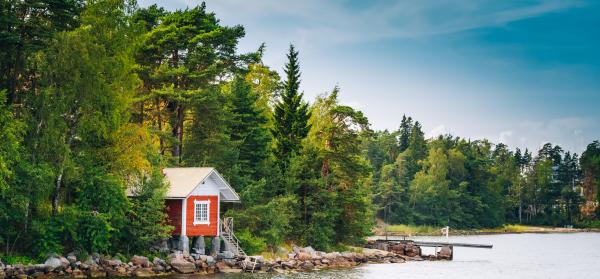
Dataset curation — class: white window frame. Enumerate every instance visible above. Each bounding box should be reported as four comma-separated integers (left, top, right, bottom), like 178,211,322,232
193,200,210,225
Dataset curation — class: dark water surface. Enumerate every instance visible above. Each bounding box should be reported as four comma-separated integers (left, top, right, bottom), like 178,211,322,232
167,233,600,279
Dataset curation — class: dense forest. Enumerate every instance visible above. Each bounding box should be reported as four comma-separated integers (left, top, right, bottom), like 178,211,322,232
1,0,599,261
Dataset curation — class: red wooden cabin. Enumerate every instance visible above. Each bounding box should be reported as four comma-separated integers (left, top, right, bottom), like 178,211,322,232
162,167,240,237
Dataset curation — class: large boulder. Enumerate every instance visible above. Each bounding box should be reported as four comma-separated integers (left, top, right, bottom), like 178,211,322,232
131,255,150,267
168,258,195,274
44,255,70,271
102,258,122,267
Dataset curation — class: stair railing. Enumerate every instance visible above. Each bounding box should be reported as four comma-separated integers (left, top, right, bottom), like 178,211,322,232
220,217,246,256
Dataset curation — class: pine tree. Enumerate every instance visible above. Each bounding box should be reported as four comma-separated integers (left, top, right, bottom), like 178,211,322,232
272,45,311,169
229,76,271,191
135,5,246,165
398,115,413,152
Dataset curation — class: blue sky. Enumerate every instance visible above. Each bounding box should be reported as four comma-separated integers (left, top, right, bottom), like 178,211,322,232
139,0,600,154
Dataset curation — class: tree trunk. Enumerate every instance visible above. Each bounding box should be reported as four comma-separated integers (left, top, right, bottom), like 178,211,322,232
52,168,64,216
156,98,164,155
177,105,184,165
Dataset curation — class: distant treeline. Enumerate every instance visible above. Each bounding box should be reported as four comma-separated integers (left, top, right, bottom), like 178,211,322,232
0,0,598,261
368,116,600,228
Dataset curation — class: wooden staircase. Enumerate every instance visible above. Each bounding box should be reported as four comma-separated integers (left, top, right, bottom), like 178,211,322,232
220,217,246,257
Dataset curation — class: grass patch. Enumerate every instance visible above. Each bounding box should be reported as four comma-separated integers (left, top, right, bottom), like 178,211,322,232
383,224,440,235
0,255,37,265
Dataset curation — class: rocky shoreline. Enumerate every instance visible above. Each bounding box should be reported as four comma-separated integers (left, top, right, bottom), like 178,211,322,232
0,243,442,278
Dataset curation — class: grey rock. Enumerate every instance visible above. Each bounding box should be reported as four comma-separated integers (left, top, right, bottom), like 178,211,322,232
90,253,101,264
219,251,235,259
66,255,77,264
201,256,215,265
190,253,201,260
44,255,69,271
276,246,289,255
84,256,98,267
303,246,316,254
152,257,167,267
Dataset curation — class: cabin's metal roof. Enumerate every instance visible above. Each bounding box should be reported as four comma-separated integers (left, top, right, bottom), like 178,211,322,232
163,167,240,202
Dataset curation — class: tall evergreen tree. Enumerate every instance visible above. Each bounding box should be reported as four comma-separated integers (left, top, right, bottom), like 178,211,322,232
228,76,271,191
398,115,413,152
272,45,311,169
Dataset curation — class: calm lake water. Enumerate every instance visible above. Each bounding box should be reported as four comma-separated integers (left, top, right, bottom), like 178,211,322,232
171,233,600,279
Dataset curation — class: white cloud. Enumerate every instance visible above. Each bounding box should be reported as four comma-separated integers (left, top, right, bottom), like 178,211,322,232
141,0,583,43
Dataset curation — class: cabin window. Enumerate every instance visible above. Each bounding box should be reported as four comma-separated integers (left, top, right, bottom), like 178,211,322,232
193,200,210,225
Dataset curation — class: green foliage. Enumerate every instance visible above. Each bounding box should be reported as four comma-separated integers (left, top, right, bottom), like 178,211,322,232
236,229,267,255
122,166,172,254
272,45,311,169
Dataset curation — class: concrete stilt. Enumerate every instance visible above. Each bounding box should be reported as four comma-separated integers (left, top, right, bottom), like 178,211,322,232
192,236,205,255
211,236,221,256
179,235,190,254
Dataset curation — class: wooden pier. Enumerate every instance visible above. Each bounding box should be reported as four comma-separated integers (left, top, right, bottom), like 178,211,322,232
366,238,492,260
411,240,492,249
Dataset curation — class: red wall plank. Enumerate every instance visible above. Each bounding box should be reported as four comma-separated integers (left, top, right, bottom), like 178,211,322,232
186,195,219,236
165,199,182,235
